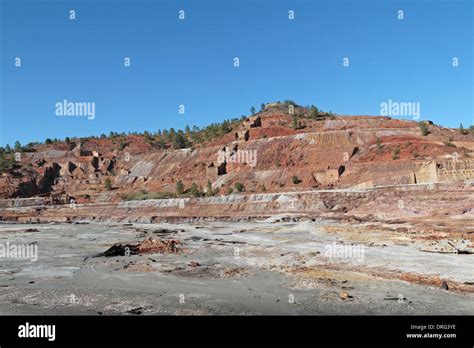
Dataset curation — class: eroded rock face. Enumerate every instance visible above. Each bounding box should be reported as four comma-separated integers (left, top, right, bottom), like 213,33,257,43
1,109,473,201
2,181,472,225
35,162,61,193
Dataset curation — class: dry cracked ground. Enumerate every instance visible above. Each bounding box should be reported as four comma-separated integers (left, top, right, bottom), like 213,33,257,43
0,218,473,315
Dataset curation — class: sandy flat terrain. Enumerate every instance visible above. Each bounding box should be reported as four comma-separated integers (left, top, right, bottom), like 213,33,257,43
0,220,473,315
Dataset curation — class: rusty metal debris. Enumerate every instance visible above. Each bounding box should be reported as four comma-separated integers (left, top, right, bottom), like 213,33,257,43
137,238,180,254
91,238,180,258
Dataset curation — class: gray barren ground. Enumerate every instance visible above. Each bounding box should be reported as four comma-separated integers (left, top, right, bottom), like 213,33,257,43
0,221,472,315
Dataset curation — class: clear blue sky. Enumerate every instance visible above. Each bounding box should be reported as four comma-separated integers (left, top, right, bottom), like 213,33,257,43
1,0,472,147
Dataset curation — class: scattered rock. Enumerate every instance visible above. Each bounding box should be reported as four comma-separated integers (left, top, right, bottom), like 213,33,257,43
222,267,248,278
126,307,143,315
384,296,407,301
100,243,139,257
188,261,201,267
152,228,178,235
339,291,352,300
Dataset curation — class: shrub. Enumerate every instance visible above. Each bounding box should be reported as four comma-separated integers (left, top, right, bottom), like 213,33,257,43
419,122,429,136
444,136,457,147
226,187,233,195
292,175,302,184
132,189,149,200
190,182,202,197
308,106,319,119
234,182,244,192
104,177,112,190
391,147,400,160
125,190,176,201
176,180,185,195
118,139,127,150
206,180,214,197
0,153,14,173
376,138,383,152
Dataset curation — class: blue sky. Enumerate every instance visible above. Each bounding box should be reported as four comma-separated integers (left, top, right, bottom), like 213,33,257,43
1,0,472,147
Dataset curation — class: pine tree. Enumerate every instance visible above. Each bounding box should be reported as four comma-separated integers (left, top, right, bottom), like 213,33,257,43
190,182,201,197
172,132,189,149
309,106,319,119
14,141,22,151
291,114,298,129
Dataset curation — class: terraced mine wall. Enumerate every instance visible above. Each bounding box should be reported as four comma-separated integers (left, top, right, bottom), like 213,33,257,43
1,182,472,224
0,197,49,209
342,159,473,188
436,159,474,182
